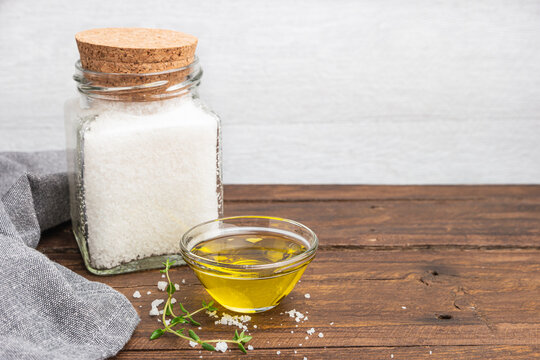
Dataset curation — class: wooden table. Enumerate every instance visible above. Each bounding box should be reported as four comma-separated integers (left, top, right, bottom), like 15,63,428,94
38,185,540,359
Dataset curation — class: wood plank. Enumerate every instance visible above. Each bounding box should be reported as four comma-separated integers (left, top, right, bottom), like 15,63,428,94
39,242,540,349
224,185,540,201
113,346,540,359
38,194,540,251
224,198,540,247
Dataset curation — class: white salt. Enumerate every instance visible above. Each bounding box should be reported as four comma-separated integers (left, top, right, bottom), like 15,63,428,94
215,342,228,352
71,96,219,269
174,283,180,291
189,341,198,347
157,281,168,291
318,332,324,338
132,291,141,298
247,345,254,351
304,293,310,299
277,351,281,355
149,299,164,316
307,328,315,335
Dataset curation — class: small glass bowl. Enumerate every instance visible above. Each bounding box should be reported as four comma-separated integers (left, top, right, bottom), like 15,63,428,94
180,216,318,313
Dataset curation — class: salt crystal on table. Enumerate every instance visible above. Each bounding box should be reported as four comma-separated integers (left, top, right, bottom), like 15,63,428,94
401,306,407,309
318,332,324,338
147,291,151,295
215,342,228,352
189,341,198,347
182,279,186,284
304,293,310,299
247,345,254,351
307,328,315,335
175,284,180,290
157,281,168,291
132,291,141,298
277,351,281,355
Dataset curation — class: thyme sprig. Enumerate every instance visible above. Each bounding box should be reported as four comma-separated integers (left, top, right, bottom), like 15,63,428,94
149,259,252,353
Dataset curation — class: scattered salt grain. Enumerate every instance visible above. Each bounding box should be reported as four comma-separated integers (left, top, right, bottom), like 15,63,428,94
304,293,310,299
198,327,202,330
299,343,302,347
139,305,142,308
318,332,324,338
132,291,141,298
182,279,186,284
189,341,198,348
147,291,152,295
304,357,308,360
294,350,297,354
171,298,177,304
149,299,164,316
277,351,281,355
247,345,254,351
330,322,334,325
165,319,170,326
215,313,251,331
157,281,168,291
429,350,432,355
391,354,394,359
305,336,309,340
291,331,294,333
253,325,257,329
215,342,228,353
175,283,180,291
286,309,305,323
401,306,407,309
161,274,165,278
307,328,315,335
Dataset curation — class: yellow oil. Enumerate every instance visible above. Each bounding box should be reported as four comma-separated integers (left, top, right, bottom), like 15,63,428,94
191,233,309,313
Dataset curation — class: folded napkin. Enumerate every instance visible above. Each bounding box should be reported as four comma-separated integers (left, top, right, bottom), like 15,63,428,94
0,151,140,360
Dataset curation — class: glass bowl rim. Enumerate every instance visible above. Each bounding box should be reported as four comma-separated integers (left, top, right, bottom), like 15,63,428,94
179,215,319,271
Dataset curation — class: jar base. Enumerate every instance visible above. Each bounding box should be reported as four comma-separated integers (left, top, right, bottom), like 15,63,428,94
73,229,185,275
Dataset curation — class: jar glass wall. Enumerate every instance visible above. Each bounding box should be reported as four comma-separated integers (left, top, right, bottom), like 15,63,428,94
65,57,223,275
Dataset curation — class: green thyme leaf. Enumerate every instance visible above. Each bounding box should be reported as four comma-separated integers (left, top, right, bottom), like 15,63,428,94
202,342,216,351
179,303,188,314
166,283,176,295
188,329,200,342
237,342,247,354
241,335,252,343
170,316,186,325
150,328,164,340
187,316,201,326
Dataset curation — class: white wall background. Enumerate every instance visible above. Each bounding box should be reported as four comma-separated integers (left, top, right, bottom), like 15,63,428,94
1,0,539,184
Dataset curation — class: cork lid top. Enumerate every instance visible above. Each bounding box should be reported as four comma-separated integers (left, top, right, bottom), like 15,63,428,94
75,28,198,74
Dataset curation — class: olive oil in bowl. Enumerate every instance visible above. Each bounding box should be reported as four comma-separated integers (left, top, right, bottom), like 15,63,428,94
181,216,318,313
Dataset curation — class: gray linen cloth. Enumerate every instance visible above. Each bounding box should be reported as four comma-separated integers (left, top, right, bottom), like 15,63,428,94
0,151,140,359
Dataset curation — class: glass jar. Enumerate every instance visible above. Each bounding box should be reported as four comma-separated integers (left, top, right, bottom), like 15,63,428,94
64,30,222,275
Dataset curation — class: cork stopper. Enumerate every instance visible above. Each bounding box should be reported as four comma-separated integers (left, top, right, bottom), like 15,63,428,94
75,28,198,74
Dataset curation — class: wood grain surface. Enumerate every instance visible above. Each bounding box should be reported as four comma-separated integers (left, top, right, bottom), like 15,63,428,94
37,185,540,359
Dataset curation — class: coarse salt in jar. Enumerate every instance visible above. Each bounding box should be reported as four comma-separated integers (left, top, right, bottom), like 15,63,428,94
64,28,222,275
